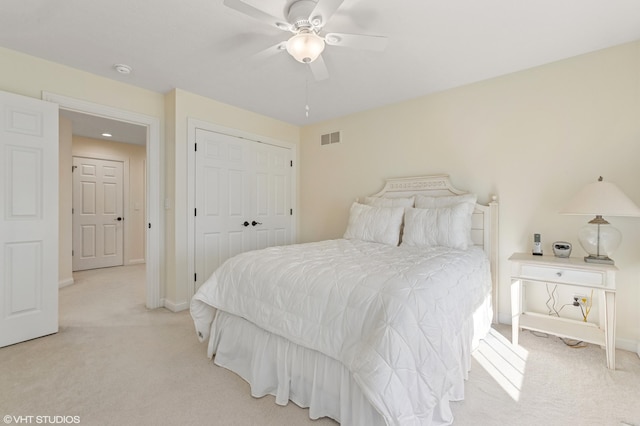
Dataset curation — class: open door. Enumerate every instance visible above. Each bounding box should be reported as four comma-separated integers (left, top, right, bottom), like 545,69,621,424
0,90,59,347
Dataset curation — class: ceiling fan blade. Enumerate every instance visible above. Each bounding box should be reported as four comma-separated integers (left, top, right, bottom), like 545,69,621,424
309,55,329,81
309,0,344,28
223,0,291,31
324,32,388,51
251,41,288,62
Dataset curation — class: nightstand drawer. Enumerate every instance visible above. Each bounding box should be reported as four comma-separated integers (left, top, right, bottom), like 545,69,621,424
520,264,604,287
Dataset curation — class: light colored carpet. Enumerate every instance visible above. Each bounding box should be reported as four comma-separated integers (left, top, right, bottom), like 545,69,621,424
0,264,638,425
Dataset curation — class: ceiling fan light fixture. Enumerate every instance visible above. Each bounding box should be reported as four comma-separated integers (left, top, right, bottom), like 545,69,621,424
286,31,325,63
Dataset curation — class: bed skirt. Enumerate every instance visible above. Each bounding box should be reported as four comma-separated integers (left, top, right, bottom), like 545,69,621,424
206,293,493,425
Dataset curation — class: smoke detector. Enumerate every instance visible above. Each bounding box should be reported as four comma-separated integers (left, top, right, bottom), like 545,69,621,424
113,64,132,75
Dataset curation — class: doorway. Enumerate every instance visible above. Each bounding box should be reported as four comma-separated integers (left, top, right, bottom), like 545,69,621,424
45,92,162,309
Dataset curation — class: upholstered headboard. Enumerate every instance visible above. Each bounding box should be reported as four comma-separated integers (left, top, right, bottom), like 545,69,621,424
370,174,499,323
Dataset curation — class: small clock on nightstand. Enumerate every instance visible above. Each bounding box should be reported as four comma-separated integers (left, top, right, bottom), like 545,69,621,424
552,241,572,258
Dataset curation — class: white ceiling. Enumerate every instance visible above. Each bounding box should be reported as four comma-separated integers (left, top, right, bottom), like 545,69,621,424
2,0,640,128
60,110,147,145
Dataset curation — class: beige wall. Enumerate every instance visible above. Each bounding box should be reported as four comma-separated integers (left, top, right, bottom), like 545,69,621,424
300,41,640,348
71,136,147,265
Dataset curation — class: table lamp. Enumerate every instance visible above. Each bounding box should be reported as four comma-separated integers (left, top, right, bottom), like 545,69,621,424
560,176,640,264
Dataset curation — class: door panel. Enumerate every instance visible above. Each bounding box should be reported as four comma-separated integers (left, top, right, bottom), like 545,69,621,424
254,141,292,248
72,157,124,271
194,129,293,289
195,130,252,285
0,90,59,348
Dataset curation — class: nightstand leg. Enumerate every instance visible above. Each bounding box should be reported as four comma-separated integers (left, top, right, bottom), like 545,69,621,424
511,278,521,346
603,290,616,370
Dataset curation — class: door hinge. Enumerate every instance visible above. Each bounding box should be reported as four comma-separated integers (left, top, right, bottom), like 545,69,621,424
194,273,197,282
290,208,293,215
71,207,74,214
290,160,293,167
195,142,197,152
72,250,74,256
194,208,197,216
148,223,151,229
72,165,77,172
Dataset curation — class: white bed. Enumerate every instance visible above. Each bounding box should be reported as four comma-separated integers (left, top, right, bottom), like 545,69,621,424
191,175,499,426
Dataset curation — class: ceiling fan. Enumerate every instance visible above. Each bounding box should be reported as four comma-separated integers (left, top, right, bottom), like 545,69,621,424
223,0,389,81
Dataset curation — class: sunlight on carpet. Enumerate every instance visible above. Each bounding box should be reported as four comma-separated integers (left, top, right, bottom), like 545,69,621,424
473,328,529,401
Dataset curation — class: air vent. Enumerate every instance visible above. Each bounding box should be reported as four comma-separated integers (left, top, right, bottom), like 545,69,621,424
320,131,341,146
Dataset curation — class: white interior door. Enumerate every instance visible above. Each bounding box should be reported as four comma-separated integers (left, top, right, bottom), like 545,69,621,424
194,129,293,289
72,157,124,271
0,90,59,348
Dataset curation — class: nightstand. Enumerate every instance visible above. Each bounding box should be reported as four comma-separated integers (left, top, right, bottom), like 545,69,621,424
509,252,617,369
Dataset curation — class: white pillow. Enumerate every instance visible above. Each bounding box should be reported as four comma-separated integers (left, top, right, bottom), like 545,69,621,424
401,204,474,250
343,202,404,246
414,193,477,245
414,193,477,209
362,196,414,208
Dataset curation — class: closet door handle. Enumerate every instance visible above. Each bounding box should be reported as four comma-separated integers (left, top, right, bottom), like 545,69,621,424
242,221,250,227
251,221,262,226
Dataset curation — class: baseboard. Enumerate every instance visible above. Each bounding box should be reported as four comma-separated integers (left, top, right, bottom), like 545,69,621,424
498,312,512,325
616,337,638,353
59,278,74,288
128,259,146,265
163,298,189,312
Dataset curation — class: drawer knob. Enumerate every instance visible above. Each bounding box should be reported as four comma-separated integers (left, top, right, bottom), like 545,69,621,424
556,271,563,277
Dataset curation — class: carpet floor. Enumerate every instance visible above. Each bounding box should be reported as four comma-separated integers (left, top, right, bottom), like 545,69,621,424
1,264,639,425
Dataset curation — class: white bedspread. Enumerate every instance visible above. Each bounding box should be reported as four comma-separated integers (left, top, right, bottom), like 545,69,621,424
191,239,491,426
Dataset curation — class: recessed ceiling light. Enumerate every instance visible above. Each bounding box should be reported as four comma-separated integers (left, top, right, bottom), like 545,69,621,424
101,133,112,137
113,64,132,75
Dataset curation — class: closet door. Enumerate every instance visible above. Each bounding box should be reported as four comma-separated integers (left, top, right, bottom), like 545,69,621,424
253,140,293,249
194,129,293,289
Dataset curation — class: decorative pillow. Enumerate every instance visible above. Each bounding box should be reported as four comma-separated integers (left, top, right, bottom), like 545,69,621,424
414,193,477,209
362,196,415,208
343,202,404,246
401,204,475,250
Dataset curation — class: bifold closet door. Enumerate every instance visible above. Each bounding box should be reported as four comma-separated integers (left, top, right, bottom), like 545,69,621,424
194,129,293,289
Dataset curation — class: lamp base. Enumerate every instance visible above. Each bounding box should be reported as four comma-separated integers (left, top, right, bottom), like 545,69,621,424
584,255,615,265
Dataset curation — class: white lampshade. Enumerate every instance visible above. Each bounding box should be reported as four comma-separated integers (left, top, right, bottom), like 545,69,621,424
286,31,325,63
560,178,640,217
560,176,640,264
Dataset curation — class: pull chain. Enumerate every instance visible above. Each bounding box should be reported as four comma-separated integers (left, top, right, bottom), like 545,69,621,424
305,78,310,118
